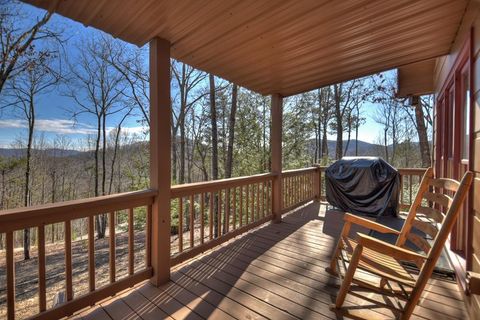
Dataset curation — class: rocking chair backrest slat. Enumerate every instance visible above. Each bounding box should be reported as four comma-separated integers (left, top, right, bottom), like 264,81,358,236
411,219,438,238
396,168,472,260
428,177,460,193
396,168,434,249
416,205,445,223
403,170,473,319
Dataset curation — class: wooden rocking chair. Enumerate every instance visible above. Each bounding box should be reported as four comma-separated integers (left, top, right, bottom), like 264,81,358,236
327,168,474,319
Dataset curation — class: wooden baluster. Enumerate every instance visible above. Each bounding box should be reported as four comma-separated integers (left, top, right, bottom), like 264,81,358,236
128,208,134,276
284,177,287,208
256,183,260,220
239,185,244,227
209,192,214,240
146,204,152,267
245,184,249,225
319,170,323,200
304,174,307,200
200,193,205,244
179,197,183,252
109,211,116,283
88,215,95,292
301,174,304,202
312,172,315,198
400,174,404,206
250,184,255,222
38,225,46,312
65,220,73,301
6,231,14,320
262,181,266,218
189,194,194,248
285,177,293,208
269,181,273,214
299,175,302,202
284,177,288,208
409,175,413,205
225,189,230,233
294,176,298,205
232,187,237,230
303,174,306,200
294,176,297,205
217,191,222,236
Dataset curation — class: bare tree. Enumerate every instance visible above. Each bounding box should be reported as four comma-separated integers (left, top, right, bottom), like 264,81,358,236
171,61,207,184
66,37,127,238
404,96,432,167
4,49,61,259
0,1,57,94
332,80,360,159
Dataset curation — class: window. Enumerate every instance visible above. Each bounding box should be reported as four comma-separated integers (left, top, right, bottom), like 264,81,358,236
461,71,470,160
447,87,455,158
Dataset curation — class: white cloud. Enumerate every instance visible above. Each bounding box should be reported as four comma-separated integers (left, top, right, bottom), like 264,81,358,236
0,119,146,137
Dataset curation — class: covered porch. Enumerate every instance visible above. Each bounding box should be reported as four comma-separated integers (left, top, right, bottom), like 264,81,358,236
1,0,472,319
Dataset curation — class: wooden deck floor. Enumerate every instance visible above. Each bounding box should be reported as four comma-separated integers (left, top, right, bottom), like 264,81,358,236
70,203,469,320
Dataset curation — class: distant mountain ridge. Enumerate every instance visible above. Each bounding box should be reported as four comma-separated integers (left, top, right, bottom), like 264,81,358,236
0,139,423,159
0,148,84,158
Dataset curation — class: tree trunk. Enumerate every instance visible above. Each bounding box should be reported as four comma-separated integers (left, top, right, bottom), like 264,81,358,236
355,108,359,156
1,170,5,210
223,84,238,235
335,112,343,159
384,128,389,162
94,116,104,238
172,125,178,183
225,84,237,179
109,126,122,195
209,74,219,237
23,99,35,260
321,125,328,160
334,84,343,160
414,100,431,167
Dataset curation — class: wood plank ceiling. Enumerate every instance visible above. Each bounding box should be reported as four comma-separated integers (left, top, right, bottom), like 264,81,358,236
25,0,468,96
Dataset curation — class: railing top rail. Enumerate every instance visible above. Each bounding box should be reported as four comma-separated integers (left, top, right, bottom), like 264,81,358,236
282,167,318,176
313,165,427,175
171,172,276,198
397,168,429,175
0,189,157,233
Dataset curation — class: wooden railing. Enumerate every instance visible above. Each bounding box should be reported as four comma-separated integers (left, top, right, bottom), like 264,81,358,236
0,189,156,320
281,167,318,212
0,165,428,319
397,168,428,210
170,173,275,266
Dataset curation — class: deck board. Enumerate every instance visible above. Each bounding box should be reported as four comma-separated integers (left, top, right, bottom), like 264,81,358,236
70,202,469,320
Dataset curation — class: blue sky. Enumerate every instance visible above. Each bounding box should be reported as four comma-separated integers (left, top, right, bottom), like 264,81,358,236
0,2,385,149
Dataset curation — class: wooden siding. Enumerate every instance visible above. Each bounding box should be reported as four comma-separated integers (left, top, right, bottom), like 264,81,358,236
435,2,480,318
69,203,468,320
24,0,467,96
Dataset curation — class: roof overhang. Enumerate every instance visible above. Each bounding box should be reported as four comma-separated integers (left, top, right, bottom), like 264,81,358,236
397,58,436,98
23,0,468,96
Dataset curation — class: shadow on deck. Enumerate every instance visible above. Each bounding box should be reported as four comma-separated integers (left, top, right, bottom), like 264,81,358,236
71,202,468,320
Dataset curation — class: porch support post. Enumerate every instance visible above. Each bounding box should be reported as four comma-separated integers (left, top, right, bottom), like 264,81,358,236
271,93,283,223
149,37,171,286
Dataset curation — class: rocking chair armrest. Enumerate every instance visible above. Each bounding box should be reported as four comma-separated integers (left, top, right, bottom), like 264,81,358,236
357,233,427,264
343,213,401,234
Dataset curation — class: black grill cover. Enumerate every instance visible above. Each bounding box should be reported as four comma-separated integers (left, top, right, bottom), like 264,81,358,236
325,157,400,217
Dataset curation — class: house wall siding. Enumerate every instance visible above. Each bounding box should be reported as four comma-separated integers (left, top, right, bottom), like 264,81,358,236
434,2,480,319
